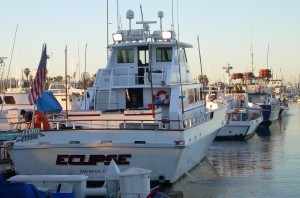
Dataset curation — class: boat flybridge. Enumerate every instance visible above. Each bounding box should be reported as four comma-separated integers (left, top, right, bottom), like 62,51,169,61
7,9,227,185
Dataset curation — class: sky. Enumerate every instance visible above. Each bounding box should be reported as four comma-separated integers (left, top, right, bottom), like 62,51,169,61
1,0,299,84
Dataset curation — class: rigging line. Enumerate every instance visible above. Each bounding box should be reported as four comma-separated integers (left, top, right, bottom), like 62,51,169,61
5,25,18,87
1,24,18,113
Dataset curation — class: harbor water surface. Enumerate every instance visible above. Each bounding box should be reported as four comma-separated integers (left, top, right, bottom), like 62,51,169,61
171,103,300,198
1,104,299,197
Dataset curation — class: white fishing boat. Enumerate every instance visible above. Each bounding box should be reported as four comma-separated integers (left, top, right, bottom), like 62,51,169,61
0,88,33,131
6,9,227,185
231,70,281,125
47,82,84,111
268,79,289,118
0,82,82,131
0,88,62,131
214,93,263,140
247,84,281,123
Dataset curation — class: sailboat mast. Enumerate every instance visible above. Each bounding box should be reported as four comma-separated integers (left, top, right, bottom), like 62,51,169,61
65,45,68,119
250,26,254,72
84,43,88,110
251,43,254,72
267,43,269,69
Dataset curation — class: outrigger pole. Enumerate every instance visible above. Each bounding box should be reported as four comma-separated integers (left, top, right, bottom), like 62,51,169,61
197,35,203,76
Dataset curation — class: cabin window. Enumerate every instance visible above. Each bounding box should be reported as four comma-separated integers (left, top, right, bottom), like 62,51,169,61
4,96,16,104
194,88,200,102
156,47,172,62
117,48,134,63
50,84,65,89
178,48,188,63
58,85,65,89
0,97,2,104
188,89,195,104
138,46,149,84
200,87,204,100
138,47,149,65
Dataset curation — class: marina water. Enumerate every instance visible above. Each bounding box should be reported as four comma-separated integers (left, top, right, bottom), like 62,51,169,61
1,104,299,197
171,102,300,198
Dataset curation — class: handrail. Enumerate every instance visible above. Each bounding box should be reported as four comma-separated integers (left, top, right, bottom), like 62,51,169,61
110,65,168,86
9,110,214,131
20,128,41,142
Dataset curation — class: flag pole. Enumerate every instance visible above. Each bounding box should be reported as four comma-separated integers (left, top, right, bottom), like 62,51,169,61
28,43,48,128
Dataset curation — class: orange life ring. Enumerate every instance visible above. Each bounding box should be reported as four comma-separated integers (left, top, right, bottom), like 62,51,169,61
238,94,245,101
155,90,169,104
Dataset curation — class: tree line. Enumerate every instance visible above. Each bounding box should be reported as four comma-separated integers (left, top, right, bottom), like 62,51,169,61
0,68,96,92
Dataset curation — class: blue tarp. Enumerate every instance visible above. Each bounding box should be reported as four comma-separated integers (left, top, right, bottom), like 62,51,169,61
0,174,46,198
0,182,47,198
36,92,62,113
0,173,47,198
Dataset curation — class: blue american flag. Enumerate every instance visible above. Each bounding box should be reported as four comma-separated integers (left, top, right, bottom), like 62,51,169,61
28,44,47,105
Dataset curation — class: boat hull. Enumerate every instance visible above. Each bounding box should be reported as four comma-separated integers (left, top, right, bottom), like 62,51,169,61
215,116,263,141
259,104,280,125
8,104,227,184
8,129,218,184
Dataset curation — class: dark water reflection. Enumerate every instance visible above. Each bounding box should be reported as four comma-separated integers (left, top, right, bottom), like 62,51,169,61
172,103,300,198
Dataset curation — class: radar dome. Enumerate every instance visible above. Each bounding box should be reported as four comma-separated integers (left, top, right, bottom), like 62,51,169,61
126,10,134,19
158,11,164,18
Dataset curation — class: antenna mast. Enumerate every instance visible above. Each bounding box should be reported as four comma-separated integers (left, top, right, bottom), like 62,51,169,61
171,0,174,30
197,35,203,76
267,43,269,69
251,44,254,72
250,26,254,72
106,0,109,59
176,0,179,41
117,0,120,30
84,43,88,110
